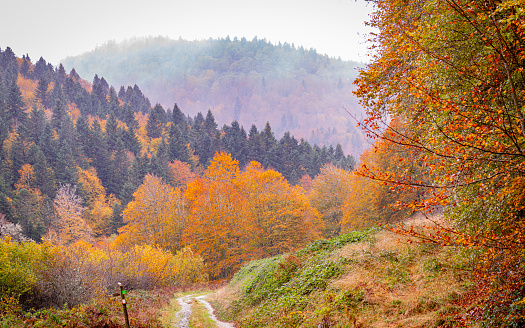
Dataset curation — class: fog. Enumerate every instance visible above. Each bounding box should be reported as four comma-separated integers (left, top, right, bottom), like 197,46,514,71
1,0,374,65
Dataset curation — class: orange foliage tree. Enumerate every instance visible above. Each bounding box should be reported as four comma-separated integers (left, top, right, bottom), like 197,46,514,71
46,184,93,244
184,152,252,279
355,0,525,322
239,162,321,256
342,121,426,232
184,153,321,279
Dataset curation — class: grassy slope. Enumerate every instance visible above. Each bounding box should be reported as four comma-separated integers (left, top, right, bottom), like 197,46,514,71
210,226,477,328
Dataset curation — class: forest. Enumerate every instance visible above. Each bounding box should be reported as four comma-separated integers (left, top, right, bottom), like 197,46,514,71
61,36,367,156
0,44,390,325
2,0,525,326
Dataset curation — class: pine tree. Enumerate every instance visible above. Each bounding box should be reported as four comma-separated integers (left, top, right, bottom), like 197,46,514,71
261,121,277,153
122,126,141,155
29,144,56,198
26,106,47,144
90,120,110,190
222,121,248,167
107,138,129,197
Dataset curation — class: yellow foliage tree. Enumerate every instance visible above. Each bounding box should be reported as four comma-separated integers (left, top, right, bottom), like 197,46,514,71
78,168,119,236
308,164,352,237
118,174,186,251
46,184,93,244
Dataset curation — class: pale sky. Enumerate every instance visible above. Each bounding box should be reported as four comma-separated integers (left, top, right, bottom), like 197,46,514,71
1,0,374,65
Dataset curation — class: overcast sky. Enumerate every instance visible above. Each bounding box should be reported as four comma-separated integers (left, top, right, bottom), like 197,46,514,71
1,0,374,65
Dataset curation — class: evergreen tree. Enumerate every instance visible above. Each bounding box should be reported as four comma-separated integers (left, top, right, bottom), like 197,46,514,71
247,124,265,164
107,138,129,197
56,63,67,84
193,112,205,129
168,125,190,163
6,79,26,130
105,112,119,152
146,103,165,139
29,144,56,198
26,106,47,144
51,84,67,131
90,120,110,190
172,103,186,127
33,57,48,81
55,140,78,186
20,55,31,79
222,121,248,167
122,126,141,155
75,115,91,161
121,104,138,130
204,109,217,133
108,87,121,117
38,122,58,168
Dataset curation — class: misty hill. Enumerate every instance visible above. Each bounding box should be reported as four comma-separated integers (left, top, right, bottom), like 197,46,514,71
61,36,367,156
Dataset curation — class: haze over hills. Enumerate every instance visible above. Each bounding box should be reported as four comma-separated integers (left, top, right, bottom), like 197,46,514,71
61,36,367,156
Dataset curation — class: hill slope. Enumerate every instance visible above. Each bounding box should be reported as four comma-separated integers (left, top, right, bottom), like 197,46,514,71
61,36,367,156
210,221,476,327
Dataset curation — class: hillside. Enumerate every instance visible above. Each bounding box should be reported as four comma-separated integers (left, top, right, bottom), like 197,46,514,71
210,219,477,327
61,36,367,156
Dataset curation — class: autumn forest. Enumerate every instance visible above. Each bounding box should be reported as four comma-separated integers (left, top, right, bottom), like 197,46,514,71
2,0,525,327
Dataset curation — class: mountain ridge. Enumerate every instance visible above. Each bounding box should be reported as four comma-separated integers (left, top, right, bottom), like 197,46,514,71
61,36,367,156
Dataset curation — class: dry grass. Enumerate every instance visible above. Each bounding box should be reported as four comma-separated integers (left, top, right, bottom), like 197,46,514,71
188,299,216,328
329,221,472,327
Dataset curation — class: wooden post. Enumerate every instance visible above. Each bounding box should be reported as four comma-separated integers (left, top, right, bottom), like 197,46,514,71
118,282,131,328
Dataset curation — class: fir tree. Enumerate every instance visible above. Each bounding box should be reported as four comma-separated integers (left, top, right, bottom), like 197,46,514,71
146,104,165,139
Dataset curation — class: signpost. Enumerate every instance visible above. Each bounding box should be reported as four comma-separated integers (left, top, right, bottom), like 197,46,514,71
112,282,130,328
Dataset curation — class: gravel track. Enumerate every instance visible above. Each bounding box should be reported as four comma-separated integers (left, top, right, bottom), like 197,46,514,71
173,294,234,328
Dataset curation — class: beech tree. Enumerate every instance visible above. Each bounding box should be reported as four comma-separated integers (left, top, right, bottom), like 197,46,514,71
46,184,92,244
119,174,186,251
355,0,525,322
308,164,352,237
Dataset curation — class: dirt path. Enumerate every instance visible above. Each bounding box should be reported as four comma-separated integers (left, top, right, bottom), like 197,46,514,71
173,295,193,328
173,294,234,328
195,295,235,328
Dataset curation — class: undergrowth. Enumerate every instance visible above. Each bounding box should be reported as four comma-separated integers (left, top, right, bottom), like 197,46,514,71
212,226,477,327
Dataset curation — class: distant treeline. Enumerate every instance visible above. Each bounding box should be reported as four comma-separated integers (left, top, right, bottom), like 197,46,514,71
62,36,367,156
0,46,354,242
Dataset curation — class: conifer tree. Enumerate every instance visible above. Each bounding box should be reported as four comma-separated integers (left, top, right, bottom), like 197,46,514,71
168,125,190,163
51,85,67,131
146,104,165,139
105,112,119,152
6,79,25,130
35,77,50,108
172,103,186,128
26,106,47,144
54,140,78,186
